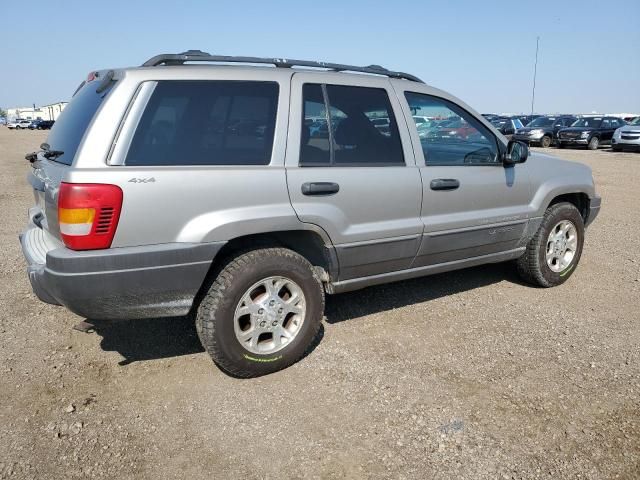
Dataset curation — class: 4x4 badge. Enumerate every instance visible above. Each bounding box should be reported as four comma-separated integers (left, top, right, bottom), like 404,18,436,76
128,177,156,183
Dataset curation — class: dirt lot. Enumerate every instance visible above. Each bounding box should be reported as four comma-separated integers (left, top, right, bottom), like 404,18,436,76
0,127,638,479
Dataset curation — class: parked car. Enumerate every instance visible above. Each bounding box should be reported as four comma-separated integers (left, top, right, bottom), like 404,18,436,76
516,114,543,127
513,115,577,148
20,51,600,377
8,119,32,129
490,117,524,139
612,116,640,152
423,116,480,141
309,119,329,138
371,117,390,135
0,117,7,126
416,120,438,138
557,116,627,150
481,113,499,122
412,115,431,127
29,119,55,130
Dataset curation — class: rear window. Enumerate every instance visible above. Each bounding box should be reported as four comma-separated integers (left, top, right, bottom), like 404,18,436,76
125,81,279,166
45,80,114,165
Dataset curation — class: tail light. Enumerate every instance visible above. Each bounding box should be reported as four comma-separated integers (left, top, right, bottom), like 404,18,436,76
58,183,123,250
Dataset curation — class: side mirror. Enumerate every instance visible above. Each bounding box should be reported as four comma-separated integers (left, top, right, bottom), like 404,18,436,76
504,140,528,166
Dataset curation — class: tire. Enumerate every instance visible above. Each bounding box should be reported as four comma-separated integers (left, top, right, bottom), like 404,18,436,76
540,135,552,148
587,136,599,150
557,142,565,149
196,247,325,377
517,202,584,287
612,145,622,152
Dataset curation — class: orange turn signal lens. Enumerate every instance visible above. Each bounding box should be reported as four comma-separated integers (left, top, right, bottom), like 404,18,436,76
59,208,95,224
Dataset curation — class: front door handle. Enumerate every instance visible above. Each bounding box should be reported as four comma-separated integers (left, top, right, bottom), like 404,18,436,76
301,182,340,196
430,178,460,191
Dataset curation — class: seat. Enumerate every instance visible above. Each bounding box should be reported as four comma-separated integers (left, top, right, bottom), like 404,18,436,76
300,124,328,164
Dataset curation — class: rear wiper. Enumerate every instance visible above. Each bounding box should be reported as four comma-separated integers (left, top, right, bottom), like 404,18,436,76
25,143,64,164
40,143,64,160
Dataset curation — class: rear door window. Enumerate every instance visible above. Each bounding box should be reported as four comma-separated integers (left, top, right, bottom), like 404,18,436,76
328,85,404,165
125,81,279,166
300,84,331,165
300,83,404,166
44,80,115,165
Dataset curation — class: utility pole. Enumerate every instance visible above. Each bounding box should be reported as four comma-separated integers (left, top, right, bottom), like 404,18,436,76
531,36,540,115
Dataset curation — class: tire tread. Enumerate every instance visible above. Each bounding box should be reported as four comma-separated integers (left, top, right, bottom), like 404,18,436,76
517,202,583,287
196,247,324,378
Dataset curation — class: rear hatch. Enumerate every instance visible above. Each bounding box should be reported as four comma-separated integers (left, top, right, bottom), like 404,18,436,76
29,72,116,241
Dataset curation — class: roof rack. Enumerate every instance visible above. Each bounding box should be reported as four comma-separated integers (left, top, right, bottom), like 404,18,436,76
142,50,424,83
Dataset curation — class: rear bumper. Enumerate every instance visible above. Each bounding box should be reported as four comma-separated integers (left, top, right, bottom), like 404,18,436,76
586,195,601,227
20,225,223,320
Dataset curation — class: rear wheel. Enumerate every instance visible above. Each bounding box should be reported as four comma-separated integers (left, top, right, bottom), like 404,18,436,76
196,248,324,377
587,136,599,150
540,135,552,148
517,202,584,287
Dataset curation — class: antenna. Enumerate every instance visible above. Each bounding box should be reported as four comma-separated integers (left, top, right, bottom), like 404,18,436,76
531,36,540,115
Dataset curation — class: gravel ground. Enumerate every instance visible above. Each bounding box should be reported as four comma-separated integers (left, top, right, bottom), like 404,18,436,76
0,127,638,479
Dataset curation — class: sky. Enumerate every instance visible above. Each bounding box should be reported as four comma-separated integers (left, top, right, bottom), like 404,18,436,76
1,0,639,114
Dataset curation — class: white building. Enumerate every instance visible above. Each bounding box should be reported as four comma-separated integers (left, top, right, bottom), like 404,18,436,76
7,102,67,121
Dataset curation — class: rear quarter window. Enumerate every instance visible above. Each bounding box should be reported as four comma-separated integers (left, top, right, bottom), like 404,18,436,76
45,80,114,165
125,81,279,166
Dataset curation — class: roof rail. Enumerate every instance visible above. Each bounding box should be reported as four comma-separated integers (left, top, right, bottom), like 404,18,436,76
142,50,424,83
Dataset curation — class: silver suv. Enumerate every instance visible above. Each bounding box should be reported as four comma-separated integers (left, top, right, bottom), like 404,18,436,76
20,51,601,377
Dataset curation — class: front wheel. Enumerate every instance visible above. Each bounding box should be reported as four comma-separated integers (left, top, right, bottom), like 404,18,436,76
517,202,584,287
540,135,552,148
196,248,325,377
587,136,599,150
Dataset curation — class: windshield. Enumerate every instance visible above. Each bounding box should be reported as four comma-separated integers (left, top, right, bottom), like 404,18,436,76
572,118,602,128
45,78,115,165
630,117,640,126
527,117,554,127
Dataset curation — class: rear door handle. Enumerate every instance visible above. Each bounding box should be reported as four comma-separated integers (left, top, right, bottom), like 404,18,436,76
301,182,340,196
430,178,460,191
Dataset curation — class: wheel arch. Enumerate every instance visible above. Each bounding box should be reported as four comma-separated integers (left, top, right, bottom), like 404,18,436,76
548,192,590,223
191,228,339,315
